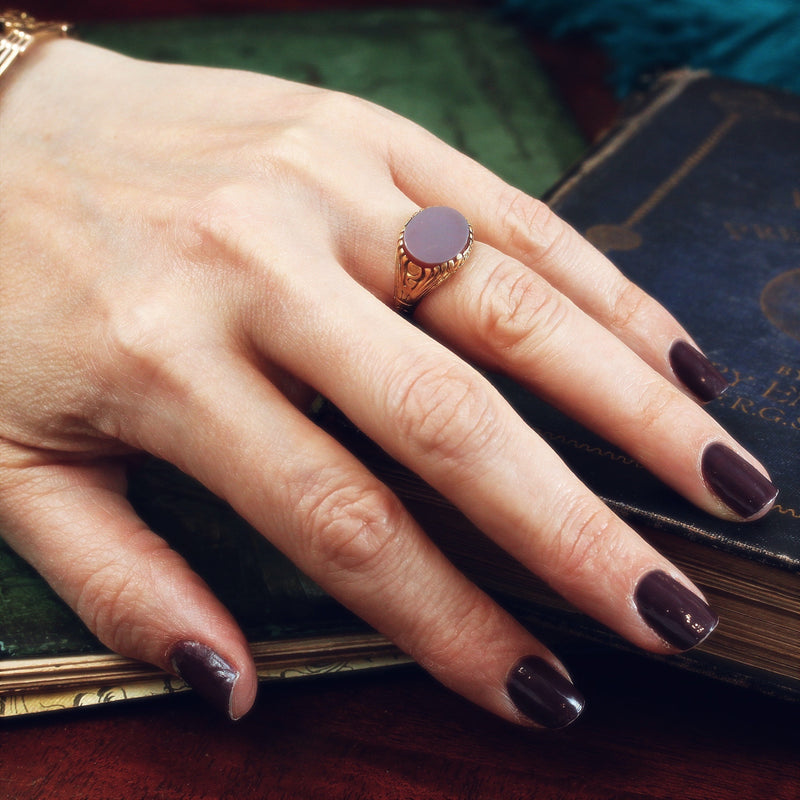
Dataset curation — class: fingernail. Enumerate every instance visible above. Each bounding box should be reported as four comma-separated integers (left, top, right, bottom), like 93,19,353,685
635,570,718,650
506,656,585,729
701,442,779,519
169,641,240,719
669,340,729,402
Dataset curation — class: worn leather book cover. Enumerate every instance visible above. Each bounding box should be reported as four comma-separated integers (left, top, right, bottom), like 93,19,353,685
535,70,800,695
0,8,582,716
542,69,800,561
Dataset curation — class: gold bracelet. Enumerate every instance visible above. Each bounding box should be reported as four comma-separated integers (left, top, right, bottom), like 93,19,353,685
0,10,71,82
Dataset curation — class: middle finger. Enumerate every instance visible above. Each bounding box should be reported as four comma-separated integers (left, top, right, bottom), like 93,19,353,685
346,200,777,524
240,223,720,654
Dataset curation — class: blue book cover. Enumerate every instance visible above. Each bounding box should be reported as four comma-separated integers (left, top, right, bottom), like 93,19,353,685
536,70,800,570
372,71,800,697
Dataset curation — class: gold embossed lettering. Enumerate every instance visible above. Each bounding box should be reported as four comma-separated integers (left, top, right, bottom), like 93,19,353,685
778,226,800,243
761,380,799,403
758,406,784,423
722,221,800,242
723,369,754,388
753,224,777,240
723,221,747,241
763,380,780,398
730,396,754,414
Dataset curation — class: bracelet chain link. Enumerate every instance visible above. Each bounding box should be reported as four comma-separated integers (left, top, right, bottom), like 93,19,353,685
0,10,71,81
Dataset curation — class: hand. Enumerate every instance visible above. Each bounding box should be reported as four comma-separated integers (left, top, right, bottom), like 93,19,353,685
0,38,776,727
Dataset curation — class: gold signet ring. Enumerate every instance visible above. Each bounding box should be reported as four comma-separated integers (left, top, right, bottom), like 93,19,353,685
394,206,474,316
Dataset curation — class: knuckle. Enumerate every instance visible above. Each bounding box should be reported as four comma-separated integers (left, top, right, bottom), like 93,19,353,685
304,89,392,144
95,300,227,449
183,184,258,255
257,124,318,182
298,478,407,584
252,94,365,184
104,297,175,370
308,88,367,124
501,190,567,265
607,277,651,333
475,259,567,358
386,357,500,469
544,496,622,584
631,379,676,438
179,185,294,314
99,297,197,427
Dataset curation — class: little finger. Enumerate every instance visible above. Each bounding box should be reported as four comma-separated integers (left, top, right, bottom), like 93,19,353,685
129,353,585,728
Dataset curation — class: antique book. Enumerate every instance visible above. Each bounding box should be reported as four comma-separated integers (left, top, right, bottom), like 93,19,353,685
0,8,583,717
539,69,800,695
4,19,798,715
365,69,800,699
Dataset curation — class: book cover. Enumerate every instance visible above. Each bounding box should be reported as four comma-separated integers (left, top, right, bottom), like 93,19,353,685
383,70,800,698
540,70,800,560
0,8,582,716
534,70,800,694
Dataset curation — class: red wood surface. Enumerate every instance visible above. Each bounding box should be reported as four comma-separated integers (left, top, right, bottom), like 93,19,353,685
0,652,798,799
530,36,620,141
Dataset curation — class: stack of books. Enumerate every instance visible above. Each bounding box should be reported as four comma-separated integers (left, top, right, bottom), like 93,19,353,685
1,10,798,717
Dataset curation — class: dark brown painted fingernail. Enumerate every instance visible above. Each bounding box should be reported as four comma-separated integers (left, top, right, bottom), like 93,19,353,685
635,570,718,650
506,656,585,729
701,442,779,519
669,341,729,402
169,641,239,719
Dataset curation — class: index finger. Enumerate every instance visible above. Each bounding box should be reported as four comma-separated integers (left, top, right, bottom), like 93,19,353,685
386,125,730,404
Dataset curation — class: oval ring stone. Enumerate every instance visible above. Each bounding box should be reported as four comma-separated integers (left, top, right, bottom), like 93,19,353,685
402,206,471,268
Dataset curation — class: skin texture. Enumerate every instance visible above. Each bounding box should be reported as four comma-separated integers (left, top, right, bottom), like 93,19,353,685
0,39,776,725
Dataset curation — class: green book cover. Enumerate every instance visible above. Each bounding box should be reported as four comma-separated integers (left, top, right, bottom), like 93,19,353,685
0,8,582,716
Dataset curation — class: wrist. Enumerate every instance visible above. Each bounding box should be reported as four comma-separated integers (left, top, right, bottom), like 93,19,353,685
0,10,72,82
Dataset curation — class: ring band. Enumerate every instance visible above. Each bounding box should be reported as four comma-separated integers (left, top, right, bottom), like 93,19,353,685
394,206,474,316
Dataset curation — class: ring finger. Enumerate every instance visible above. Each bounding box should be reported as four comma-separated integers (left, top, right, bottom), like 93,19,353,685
388,126,732,404
341,195,777,523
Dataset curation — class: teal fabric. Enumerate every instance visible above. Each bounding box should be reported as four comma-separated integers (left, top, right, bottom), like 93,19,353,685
504,0,800,95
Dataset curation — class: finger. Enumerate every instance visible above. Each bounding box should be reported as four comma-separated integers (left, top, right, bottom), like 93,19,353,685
228,251,719,658
126,352,585,728
323,192,776,524
385,126,730,403
0,459,257,720
415,240,778,522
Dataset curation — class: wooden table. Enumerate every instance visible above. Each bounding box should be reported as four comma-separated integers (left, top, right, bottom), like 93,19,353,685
1,651,798,799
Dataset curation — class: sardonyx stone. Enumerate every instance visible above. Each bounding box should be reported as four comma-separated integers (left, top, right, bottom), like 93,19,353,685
402,206,471,267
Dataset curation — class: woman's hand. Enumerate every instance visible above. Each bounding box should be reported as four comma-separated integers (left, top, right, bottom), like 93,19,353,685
0,39,776,727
